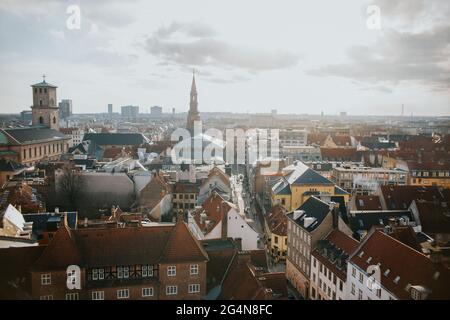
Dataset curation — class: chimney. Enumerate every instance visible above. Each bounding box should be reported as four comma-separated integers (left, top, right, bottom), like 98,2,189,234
330,202,339,229
234,238,242,251
221,201,229,240
237,251,251,264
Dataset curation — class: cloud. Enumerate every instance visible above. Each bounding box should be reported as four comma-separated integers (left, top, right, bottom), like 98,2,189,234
145,21,299,72
309,25,450,91
49,29,65,40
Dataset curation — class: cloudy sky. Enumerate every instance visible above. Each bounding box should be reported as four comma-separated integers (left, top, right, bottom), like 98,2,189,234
0,0,448,116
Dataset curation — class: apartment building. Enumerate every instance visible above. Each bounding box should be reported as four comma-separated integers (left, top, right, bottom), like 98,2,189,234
28,219,208,300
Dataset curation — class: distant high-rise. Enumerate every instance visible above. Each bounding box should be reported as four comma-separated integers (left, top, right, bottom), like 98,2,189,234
151,106,163,117
187,71,200,131
121,105,139,119
59,99,73,119
31,76,60,130
108,104,113,114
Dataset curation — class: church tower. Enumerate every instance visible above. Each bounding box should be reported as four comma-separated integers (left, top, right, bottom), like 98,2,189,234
31,76,59,130
187,71,200,132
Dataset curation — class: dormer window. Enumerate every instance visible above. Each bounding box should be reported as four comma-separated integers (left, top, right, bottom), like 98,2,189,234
366,257,372,263
384,269,390,277
358,251,364,258
393,276,400,284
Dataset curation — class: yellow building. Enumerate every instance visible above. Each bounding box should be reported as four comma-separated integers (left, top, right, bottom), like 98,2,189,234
271,162,350,211
264,204,288,262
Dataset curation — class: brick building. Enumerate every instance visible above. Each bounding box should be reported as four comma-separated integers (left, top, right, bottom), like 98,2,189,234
27,219,208,300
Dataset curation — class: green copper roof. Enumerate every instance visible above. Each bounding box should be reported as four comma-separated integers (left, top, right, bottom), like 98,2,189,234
31,80,57,88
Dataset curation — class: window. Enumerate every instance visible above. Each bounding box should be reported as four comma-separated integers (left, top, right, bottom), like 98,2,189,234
359,272,364,284
313,257,316,268
174,194,177,199
92,291,104,300
274,236,279,244
332,291,336,300
92,268,104,280
188,284,200,294
352,267,356,277
333,274,337,285
167,266,176,276
358,289,363,300
40,295,53,300
117,289,129,299
351,283,355,295
41,274,51,285
311,287,316,299
166,285,178,295
66,293,79,300
117,266,129,279
142,287,154,297
376,288,381,298
142,265,154,277
190,264,199,275
339,280,343,292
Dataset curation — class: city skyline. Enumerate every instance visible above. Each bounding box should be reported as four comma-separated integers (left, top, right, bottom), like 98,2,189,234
0,0,449,116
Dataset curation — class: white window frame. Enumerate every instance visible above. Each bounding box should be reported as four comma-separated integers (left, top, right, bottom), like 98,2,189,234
167,265,176,277
190,264,199,275
40,295,53,300
117,289,130,299
65,292,79,300
142,265,154,278
188,284,200,294
41,274,51,285
92,291,104,300
142,287,154,297
166,285,178,295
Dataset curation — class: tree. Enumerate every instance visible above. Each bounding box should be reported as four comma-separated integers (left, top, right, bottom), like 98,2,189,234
58,164,85,208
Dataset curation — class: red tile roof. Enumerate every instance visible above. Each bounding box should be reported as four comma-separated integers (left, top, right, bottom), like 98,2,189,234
265,204,288,236
160,220,209,263
192,192,231,235
354,195,383,211
219,252,287,300
32,220,208,271
312,230,359,281
414,201,450,235
380,185,449,210
350,230,450,299
321,147,359,160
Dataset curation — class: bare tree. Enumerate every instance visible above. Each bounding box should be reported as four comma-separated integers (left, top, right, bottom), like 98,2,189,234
58,164,85,208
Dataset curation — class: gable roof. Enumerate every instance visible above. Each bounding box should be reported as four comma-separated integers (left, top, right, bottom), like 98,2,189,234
414,200,450,235
355,195,383,211
32,221,208,271
284,162,334,185
0,159,26,172
192,192,231,236
266,204,288,236
218,252,287,300
287,196,331,232
349,210,414,232
312,230,359,281
1,127,68,145
350,229,450,300
160,220,209,263
380,185,449,210
82,133,149,146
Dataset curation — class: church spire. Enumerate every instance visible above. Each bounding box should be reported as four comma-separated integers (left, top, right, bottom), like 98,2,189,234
187,70,200,131
191,69,197,93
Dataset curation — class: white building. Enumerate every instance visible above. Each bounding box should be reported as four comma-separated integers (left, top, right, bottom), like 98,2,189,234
345,228,450,300
189,192,259,250
309,230,359,300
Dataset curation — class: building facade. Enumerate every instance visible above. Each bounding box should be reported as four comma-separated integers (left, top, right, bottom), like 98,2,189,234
29,220,208,300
